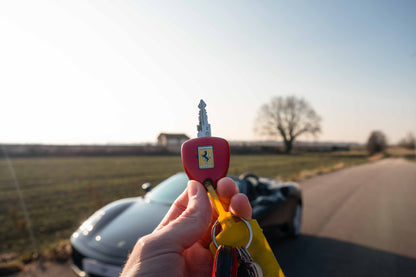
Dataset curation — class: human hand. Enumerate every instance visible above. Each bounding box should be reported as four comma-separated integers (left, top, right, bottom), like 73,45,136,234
120,177,252,277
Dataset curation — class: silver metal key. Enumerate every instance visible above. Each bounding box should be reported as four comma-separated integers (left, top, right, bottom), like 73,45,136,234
197,99,211,137
236,247,263,277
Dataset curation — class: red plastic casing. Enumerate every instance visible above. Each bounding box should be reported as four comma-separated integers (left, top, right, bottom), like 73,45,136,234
181,137,230,189
212,245,238,277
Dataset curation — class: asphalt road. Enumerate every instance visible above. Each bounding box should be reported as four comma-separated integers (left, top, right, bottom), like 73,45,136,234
273,158,416,277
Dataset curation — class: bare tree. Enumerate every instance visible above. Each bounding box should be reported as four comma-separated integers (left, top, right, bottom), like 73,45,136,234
255,96,321,154
367,130,387,155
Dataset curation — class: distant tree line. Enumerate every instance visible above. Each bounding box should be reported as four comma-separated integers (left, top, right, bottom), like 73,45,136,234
1,142,355,158
366,131,415,156
398,132,415,149
0,144,172,157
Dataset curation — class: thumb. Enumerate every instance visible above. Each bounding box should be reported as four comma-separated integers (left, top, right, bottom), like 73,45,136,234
157,180,212,252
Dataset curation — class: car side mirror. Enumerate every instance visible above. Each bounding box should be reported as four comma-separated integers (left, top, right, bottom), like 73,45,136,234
141,183,152,193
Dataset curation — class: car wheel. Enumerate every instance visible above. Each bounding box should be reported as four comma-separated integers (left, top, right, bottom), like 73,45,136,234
289,203,302,237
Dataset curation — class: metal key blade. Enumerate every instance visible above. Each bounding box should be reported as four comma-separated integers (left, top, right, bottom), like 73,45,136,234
197,99,211,137
195,99,233,229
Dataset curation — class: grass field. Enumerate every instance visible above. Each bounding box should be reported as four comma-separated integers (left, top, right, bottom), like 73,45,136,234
0,152,370,257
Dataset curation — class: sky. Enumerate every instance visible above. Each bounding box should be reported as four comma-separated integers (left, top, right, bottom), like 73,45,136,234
1,0,415,145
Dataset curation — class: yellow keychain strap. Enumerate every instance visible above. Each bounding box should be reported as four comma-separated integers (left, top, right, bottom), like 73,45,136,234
209,219,285,277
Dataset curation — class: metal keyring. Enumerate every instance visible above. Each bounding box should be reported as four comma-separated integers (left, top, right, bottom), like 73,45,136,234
211,215,253,249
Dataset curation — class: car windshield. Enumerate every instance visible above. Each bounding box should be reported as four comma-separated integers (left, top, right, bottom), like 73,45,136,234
146,173,189,205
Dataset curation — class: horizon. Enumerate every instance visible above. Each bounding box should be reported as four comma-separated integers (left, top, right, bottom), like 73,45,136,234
0,138,372,147
1,1,415,145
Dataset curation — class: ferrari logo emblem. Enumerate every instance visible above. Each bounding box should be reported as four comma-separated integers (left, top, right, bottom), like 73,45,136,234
198,146,214,169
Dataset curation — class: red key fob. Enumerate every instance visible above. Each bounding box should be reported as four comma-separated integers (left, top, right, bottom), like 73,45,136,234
181,137,230,189
212,245,238,277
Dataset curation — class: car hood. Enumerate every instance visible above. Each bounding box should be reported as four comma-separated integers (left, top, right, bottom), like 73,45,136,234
72,197,170,262
100,198,168,248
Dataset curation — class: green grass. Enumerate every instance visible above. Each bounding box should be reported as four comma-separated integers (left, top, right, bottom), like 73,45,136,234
0,152,368,256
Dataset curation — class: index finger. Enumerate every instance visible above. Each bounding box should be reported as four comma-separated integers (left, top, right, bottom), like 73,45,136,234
198,177,253,248
216,177,252,220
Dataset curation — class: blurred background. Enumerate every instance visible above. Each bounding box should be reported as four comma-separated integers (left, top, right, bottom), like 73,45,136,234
0,0,415,276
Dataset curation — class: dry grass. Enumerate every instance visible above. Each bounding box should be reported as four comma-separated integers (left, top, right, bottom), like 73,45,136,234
368,153,384,161
0,259,24,275
386,146,415,160
291,162,346,181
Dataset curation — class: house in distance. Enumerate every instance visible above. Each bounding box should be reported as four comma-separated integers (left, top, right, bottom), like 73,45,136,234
157,133,190,153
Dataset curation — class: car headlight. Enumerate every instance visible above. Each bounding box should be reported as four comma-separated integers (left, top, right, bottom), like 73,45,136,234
72,210,105,238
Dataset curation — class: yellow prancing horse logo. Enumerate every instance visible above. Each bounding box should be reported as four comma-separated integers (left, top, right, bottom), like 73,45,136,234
198,145,214,169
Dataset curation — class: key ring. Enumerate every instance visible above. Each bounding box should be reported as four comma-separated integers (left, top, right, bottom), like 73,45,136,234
211,215,253,249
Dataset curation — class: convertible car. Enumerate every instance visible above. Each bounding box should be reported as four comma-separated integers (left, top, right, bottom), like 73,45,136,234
70,172,302,277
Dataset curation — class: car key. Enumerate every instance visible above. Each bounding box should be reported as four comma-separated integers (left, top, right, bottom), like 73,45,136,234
236,247,263,277
212,245,239,277
182,100,285,277
211,216,285,277
181,99,234,229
